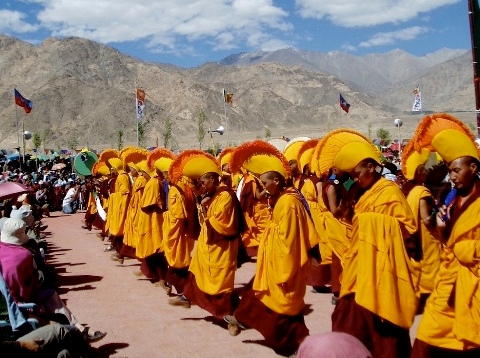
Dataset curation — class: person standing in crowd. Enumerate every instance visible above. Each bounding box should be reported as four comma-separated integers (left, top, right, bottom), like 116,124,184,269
116,148,148,263
225,140,320,357
169,151,242,322
400,142,443,310
330,138,419,358
410,113,480,357
162,150,200,296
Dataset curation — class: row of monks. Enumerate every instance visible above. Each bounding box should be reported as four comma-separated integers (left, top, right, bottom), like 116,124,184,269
83,113,480,357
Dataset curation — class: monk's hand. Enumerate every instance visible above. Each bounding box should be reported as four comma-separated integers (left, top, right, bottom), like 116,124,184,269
436,205,448,228
19,339,44,352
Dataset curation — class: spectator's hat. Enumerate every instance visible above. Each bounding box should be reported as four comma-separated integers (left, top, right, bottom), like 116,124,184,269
0,218,29,245
0,217,7,231
10,205,35,227
16,193,28,202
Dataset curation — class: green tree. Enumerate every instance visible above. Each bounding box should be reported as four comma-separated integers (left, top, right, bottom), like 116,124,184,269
117,129,124,150
264,127,271,140
376,128,391,144
162,116,173,148
32,132,42,150
41,128,52,152
138,121,146,148
367,122,373,139
197,110,206,149
68,135,79,150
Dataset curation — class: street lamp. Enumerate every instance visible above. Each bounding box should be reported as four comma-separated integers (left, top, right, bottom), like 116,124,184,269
207,125,224,155
394,118,403,157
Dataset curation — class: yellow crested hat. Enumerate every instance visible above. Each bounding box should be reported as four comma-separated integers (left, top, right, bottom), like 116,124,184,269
412,113,480,163
334,141,383,173
108,157,125,173
311,129,380,177
283,137,310,162
154,157,174,172
98,148,120,163
182,152,221,180
147,148,176,171
217,147,235,169
401,140,431,180
137,160,156,178
230,140,291,179
121,147,148,171
297,139,319,172
92,161,110,177
169,149,206,184
432,129,480,163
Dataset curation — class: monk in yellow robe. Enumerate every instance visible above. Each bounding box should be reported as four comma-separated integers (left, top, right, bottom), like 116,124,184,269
411,139,480,356
330,143,419,358
227,170,320,356
169,166,242,320
135,162,167,282
299,170,334,290
105,158,131,253
163,176,198,295
118,165,147,261
238,171,270,257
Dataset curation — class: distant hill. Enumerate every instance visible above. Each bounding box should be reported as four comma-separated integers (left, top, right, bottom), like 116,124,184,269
219,47,468,94
0,34,476,153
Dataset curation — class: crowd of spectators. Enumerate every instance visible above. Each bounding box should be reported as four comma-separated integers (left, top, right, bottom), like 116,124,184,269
0,159,105,356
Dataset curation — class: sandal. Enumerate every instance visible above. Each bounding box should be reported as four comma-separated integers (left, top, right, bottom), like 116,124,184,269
103,245,114,252
82,327,107,343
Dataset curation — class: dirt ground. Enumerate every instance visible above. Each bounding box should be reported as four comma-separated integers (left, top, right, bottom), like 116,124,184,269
43,211,421,358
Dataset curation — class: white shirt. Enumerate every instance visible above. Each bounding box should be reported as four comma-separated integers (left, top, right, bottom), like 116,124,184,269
62,188,76,206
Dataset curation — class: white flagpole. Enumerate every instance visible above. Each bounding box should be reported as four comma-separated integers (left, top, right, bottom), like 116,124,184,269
223,100,229,145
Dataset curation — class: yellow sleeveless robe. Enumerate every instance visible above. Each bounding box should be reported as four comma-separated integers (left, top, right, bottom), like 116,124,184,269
253,188,320,315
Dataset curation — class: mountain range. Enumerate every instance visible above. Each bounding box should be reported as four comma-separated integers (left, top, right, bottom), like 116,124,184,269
0,34,476,152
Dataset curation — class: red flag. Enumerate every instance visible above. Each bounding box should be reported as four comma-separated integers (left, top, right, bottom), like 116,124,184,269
340,94,350,113
14,89,33,113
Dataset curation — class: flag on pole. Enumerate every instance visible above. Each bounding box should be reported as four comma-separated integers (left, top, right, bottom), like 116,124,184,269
339,94,350,113
412,84,422,111
223,88,233,104
136,88,146,120
14,89,33,113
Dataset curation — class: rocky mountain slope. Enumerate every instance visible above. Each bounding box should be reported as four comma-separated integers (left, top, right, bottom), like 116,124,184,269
0,34,476,152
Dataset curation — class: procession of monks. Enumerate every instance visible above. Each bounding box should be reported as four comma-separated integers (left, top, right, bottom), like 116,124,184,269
83,113,480,358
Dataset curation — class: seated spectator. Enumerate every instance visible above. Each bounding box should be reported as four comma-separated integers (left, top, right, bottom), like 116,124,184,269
1,324,94,358
0,218,106,343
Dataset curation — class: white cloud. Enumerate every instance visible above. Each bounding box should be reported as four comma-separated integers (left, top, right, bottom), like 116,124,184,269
295,0,460,27
359,26,429,48
0,10,39,33
15,0,291,55
341,43,357,52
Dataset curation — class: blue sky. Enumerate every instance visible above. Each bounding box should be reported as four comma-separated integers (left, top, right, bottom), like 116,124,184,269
0,0,471,68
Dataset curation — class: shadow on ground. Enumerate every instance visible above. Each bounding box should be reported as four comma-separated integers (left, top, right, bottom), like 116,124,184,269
93,342,130,357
